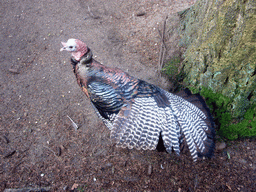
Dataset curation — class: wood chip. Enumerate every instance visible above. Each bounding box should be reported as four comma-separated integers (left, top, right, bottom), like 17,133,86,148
8,68,19,74
136,12,146,17
147,164,152,175
57,147,61,156
216,142,226,151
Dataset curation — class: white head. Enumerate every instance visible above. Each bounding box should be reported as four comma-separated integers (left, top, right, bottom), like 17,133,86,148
60,38,88,61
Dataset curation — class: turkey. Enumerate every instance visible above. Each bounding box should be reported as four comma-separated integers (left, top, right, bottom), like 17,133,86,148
60,38,215,161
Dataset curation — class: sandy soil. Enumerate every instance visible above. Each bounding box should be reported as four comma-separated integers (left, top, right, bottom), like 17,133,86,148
0,0,255,191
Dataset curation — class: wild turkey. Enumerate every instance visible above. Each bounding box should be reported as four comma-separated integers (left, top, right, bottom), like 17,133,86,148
60,38,215,161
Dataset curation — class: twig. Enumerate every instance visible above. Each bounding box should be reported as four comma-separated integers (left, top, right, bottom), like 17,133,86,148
4,150,16,158
158,15,168,75
2,135,10,143
158,29,167,50
11,149,29,173
11,160,24,173
67,115,79,131
43,146,57,156
88,6,100,19
4,187,51,192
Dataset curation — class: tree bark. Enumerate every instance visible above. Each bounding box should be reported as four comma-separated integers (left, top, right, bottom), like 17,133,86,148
178,0,256,118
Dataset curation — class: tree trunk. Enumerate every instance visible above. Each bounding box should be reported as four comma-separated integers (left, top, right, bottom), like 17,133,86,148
178,0,256,118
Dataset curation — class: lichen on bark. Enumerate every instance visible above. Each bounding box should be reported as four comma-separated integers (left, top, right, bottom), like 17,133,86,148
179,0,256,118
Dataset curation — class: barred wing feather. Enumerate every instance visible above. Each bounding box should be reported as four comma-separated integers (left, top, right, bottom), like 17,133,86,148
111,97,164,151
109,89,214,161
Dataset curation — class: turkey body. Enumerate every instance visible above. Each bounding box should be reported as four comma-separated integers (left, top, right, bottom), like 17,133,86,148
69,48,215,161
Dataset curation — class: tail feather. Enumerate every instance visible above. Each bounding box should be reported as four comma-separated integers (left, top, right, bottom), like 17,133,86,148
175,89,215,158
163,91,207,160
162,106,181,155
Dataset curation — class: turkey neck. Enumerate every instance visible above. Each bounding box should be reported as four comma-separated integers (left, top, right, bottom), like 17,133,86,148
70,48,92,70
70,48,93,97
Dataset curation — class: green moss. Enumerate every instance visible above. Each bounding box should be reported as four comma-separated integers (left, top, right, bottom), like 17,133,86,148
179,0,256,118
162,56,181,78
162,56,185,90
190,87,256,140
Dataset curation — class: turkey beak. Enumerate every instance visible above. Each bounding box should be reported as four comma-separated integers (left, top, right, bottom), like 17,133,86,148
60,42,67,51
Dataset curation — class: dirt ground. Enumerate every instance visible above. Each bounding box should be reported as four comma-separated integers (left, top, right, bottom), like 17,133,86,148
0,0,255,191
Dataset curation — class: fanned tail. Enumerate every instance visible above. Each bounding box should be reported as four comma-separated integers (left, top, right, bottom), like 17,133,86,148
95,87,215,161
